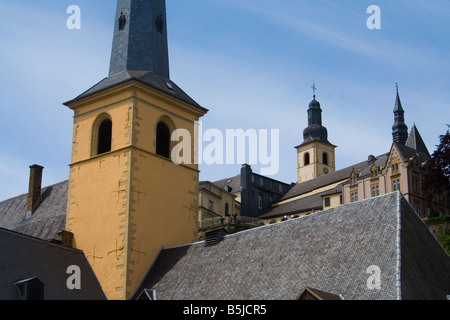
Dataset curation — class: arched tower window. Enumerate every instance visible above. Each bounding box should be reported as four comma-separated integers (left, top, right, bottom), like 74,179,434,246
323,152,329,165
304,152,310,166
156,121,171,159
92,114,112,156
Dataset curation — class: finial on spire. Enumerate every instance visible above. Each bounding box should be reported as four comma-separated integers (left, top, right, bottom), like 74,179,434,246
311,81,317,97
395,82,399,93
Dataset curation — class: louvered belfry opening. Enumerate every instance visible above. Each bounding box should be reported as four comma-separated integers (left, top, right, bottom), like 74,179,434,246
156,121,171,159
97,119,112,155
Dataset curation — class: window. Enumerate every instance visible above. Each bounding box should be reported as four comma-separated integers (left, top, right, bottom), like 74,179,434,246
118,12,126,31
322,152,328,165
371,185,379,197
208,200,214,211
392,179,400,192
225,203,229,216
412,177,419,192
304,152,310,166
371,167,378,178
340,195,343,205
97,118,112,155
156,121,171,159
351,192,358,203
414,203,420,214
258,193,263,210
324,197,331,207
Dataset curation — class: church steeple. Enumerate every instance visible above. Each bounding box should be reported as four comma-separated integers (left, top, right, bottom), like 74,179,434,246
109,0,170,78
392,86,408,145
64,0,207,299
295,84,336,183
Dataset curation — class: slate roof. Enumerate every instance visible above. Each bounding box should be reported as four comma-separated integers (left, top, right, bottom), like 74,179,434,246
395,142,430,166
0,180,68,241
65,70,208,113
280,153,389,202
406,125,430,158
133,192,450,300
0,227,106,300
212,174,242,194
259,185,342,220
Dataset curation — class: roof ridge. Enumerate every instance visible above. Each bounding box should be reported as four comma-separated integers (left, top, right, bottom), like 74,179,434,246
0,179,68,204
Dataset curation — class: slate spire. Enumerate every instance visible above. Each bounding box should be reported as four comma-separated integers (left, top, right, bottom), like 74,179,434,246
109,0,170,79
392,89,408,145
406,124,430,157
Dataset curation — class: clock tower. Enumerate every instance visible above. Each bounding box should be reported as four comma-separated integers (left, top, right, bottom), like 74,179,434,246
296,94,336,183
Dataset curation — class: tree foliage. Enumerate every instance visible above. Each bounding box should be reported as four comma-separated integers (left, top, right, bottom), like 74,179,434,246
424,126,450,202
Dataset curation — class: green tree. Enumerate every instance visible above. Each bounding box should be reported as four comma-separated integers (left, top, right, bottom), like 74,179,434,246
424,125,450,208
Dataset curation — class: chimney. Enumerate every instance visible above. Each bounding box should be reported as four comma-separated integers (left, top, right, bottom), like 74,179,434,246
58,230,74,248
27,165,44,214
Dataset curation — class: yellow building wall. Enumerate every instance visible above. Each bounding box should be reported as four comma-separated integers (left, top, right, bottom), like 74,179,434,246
66,82,205,300
296,141,335,183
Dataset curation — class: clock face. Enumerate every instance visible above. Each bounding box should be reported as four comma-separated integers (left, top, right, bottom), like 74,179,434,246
323,167,329,174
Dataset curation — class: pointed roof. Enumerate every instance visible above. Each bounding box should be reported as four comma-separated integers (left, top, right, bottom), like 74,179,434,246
394,91,404,113
65,71,207,112
65,0,207,112
392,91,408,145
406,124,430,157
109,0,170,78
132,193,450,300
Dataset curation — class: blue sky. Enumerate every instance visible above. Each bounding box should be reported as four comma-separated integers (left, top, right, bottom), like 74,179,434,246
0,0,449,201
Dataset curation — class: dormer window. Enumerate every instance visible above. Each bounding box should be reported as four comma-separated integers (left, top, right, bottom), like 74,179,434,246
349,172,358,186
391,158,400,174
371,165,379,178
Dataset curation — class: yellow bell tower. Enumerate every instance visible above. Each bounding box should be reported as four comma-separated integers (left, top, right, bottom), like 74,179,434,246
64,0,207,300
296,93,336,183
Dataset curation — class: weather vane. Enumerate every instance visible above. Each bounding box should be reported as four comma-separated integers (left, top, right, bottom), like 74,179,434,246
311,81,317,96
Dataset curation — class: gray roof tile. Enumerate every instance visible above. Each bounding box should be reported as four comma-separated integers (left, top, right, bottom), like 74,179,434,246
133,192,450,300
65,71,208,113
0,180,68,241
0,227,106,300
